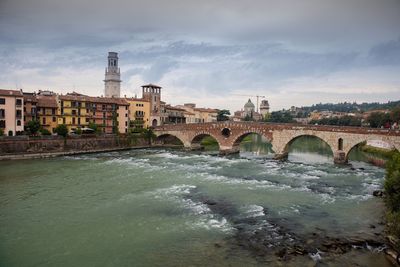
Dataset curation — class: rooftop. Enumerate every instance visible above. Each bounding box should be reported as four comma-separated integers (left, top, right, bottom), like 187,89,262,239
141,83,162,88
0,89,23,97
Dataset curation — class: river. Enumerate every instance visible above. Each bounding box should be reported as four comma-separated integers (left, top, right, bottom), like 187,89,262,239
0,135,394,266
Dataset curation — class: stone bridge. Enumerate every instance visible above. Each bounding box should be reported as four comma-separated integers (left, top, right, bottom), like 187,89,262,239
153,122,400,163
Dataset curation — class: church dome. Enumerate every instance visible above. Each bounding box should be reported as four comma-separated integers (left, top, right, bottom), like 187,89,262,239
244,99,255,108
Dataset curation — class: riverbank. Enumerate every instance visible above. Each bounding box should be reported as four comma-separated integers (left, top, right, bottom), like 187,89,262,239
0,134,151,160
0,146,153,161
383,151,400,264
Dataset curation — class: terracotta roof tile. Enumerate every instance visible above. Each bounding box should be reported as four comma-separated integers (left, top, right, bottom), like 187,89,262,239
36,95,58,108
0,89,23,97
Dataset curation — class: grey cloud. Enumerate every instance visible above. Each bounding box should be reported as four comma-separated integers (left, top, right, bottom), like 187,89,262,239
369,38,400,65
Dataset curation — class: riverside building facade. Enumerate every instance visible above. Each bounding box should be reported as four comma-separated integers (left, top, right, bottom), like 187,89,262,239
0,89,24,136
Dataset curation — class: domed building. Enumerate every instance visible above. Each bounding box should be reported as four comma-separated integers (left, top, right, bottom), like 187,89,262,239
244,99,255,118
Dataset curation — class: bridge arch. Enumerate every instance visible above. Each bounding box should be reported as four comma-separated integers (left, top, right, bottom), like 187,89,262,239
232,130,272,148
155,133,185,147
280,134,335,159
190,132,221,150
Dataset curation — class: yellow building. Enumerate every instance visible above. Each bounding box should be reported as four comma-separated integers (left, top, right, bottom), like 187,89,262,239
125,98,150,129
36,94,59,133
58,93,90,132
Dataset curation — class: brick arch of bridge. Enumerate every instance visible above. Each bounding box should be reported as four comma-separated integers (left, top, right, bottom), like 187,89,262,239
229,130,273,149
188,131,222,148
155,133,186,146
270,130,338,159
154,132,189,147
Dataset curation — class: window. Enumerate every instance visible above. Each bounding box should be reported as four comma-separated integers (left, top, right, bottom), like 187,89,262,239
16,99,22,106
52,108,56,115
43,117,46,125
72,110,77,115
125,113,128,117
78,118,81,125
52,117,56,122
125,121,128,126
17,120,21,126
86,118,89,123
63,118,66,124
16,110,22,118
0,120,5,128
0,98,5,104
72,117,76,124
0,109,5,118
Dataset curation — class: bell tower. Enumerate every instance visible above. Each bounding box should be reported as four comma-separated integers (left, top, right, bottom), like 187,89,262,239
104,52,121,97
142,84,162,126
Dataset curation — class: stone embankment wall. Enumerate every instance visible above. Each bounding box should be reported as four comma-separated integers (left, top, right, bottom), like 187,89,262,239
0,135,148,158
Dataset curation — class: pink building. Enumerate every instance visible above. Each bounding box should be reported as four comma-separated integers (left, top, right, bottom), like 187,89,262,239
0,89,24,136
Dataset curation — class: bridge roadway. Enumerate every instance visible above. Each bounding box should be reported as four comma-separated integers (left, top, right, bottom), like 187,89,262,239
153,121,400,164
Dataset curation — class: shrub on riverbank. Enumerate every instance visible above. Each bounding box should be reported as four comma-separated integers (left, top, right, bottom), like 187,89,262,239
362,145,397,160
384,151,400,251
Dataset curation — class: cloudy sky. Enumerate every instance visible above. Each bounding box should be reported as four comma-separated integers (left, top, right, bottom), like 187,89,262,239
0,0,399,112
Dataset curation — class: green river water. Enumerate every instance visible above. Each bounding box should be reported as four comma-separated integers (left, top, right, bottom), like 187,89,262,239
0,136,395,266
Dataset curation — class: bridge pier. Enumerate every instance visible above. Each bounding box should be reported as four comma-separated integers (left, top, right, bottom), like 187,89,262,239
274,152,288,161
219,146,240,155
187,143,204,151
334,151,348,164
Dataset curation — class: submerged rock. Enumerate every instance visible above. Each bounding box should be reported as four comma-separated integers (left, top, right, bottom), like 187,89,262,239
373,190,384,197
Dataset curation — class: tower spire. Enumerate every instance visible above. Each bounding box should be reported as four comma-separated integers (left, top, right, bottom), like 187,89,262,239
104,52,121,97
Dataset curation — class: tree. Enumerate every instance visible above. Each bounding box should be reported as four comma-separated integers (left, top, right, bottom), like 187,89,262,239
141,128,156,145
88,122,101,134
74,128,82,135
367,112,391,128
217,109,231,121
54,124,68,137
384,152,400,251
26,120,41,135
267,111,294,123
243,114,254,121
39,128,51,135
390,106,400,124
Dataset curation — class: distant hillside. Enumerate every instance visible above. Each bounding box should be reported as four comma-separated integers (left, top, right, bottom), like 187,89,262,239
300,100,400,113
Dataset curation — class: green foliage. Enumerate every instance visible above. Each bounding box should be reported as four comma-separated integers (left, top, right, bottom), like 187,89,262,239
217,109,231,121
27,120,41,135
88,122,101,134
39,128,51,135
243,114,254,121
361,145,396,160
54,124,68,137
385,152,400,212
267,111,294,123
385,151,400,251
300,100,400,114
141,128,156,145
130,119,145,130
367,112,391,128
74,128,82,135
0,128,3,136
390,106,400,123
309,115,362,127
